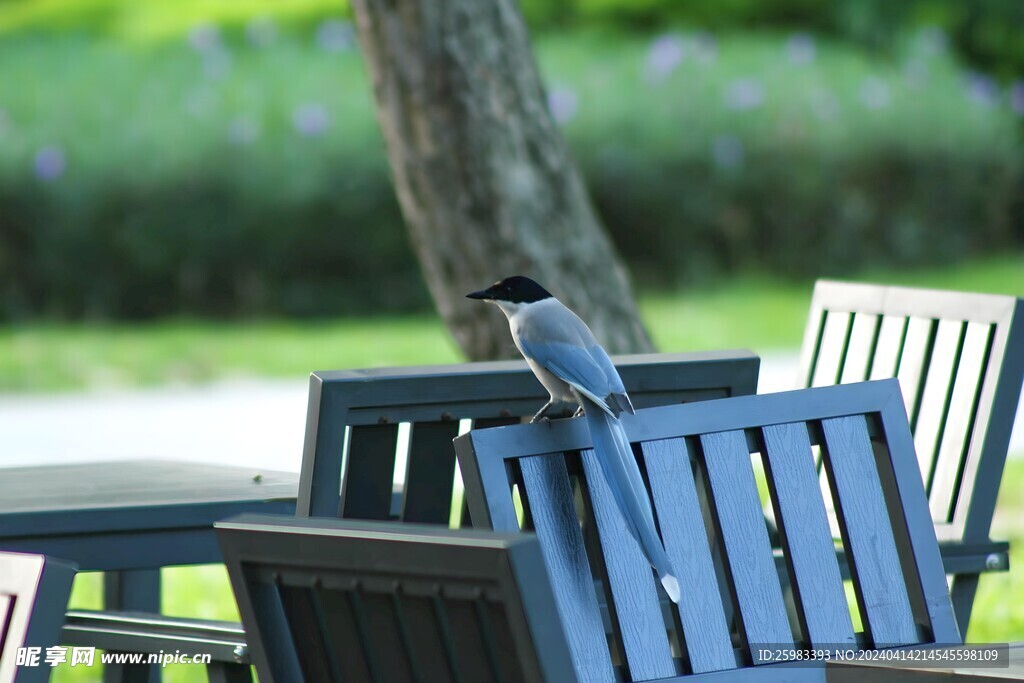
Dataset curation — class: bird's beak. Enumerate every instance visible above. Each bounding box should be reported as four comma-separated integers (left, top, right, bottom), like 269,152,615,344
466,289,492,300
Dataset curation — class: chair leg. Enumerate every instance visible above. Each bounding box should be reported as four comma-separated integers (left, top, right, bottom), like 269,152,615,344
949,573,980,637
103,570,161,683
206,663,254,683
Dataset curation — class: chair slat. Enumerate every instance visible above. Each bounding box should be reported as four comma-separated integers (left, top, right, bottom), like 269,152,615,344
445,598,498,683
361,591,416,682
913,320,965,488
820,416,919,647
318,588,376,683
278,586,336,682
840,313,880,384
341,424,401,520
518,454,616,683
896,317,935,424
762,423,856,648
579,449,675,680
869,315,907,381
392,594,455,681
701,430,793,660
811,312,852,387
642,438,736,674
929,322,992,522
402,421,462,524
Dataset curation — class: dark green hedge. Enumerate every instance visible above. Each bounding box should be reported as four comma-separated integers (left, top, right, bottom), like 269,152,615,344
0,30,1020,319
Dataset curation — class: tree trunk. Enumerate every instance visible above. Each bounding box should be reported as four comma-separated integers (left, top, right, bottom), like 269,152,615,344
350,0,655,360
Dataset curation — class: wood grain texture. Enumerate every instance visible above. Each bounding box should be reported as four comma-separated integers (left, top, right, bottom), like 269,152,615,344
812,312,853,388
913,320,965,489
840,313,881,384
820,416,919,647
869,315,908,381
701,430,794,661
896,317,936,425
643,438,736,674
579,448,675,680
762,423,856,647
341,424,401,520
928,322,992,523
518,454,615,682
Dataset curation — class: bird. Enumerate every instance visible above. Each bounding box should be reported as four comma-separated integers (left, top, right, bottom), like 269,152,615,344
466,275,680,603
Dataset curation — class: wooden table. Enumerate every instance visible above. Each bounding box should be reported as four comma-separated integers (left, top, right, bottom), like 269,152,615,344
0,459,296,609
828,643,1024,681
0,460,297,682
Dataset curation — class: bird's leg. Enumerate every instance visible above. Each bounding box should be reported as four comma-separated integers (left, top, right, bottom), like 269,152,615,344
530,401,556,423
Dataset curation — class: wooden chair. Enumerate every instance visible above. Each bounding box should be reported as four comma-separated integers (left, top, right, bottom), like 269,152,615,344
798,280,1024,630
216,515,575,683
55,351,756,683
0,552,76,683
298,350,759,523
455,380,961,682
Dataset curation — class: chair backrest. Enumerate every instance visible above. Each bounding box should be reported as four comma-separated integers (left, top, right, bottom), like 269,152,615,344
298,350,759,524
217,514,576,683
0,552,76,683
454,380,960,682
798,280,1024,541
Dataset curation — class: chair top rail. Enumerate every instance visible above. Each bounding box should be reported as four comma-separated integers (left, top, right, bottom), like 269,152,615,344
806,280,1020,324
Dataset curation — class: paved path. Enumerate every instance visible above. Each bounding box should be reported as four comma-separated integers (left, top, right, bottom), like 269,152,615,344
0,353,1020,473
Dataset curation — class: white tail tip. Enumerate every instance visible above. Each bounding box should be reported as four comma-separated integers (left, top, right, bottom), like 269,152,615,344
661,574,680,604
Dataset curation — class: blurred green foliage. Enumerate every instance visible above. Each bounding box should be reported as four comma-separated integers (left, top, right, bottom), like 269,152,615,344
1,0,1022,320
1,23,1020,319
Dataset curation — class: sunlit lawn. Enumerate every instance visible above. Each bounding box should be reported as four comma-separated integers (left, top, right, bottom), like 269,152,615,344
3,253,1022,393
15,252,1023,681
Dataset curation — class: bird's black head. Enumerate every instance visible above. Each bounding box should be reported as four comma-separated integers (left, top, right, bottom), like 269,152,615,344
466,276,553,304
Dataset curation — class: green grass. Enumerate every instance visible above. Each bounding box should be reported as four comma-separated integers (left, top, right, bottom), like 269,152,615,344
2,253,1020,393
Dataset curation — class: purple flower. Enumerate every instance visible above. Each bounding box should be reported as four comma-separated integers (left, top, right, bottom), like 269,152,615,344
187,23,221,54
645,34,685,83
227,117,260,146
786,33,816,66
246,17,277,48
547,86,578,124
711,135,744,170
293,103,331,137
1010,81,1024,116
724,78,765,111
34,146,66,181
965,72,999,108
859,78,891,110
316,20,356,53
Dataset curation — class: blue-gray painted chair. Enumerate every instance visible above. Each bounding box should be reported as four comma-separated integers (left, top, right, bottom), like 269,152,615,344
455,380,961,682
217,516,574,683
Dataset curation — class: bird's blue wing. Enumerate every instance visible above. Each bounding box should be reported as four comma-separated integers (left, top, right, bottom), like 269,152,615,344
518,339,614,411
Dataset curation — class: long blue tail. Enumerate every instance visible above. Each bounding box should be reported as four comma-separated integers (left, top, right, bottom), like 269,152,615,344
582,397,680,603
